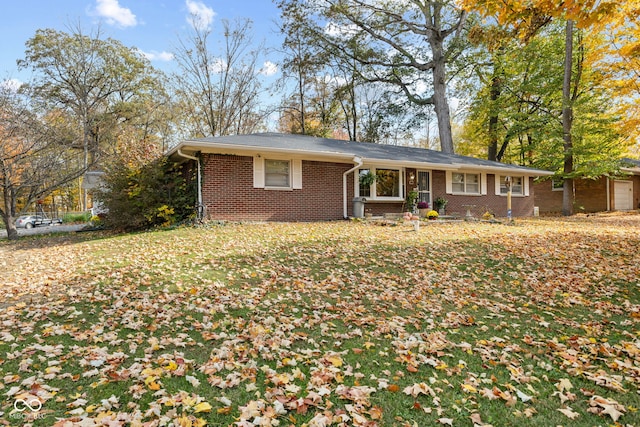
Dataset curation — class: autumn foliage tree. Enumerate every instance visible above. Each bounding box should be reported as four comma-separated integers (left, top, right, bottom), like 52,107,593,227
18,26,165,210
461,0,632,215
0,84,90,240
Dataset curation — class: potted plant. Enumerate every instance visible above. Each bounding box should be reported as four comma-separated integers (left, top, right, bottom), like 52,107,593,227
417,201,429,217
405,189,419,213
359,171,376,188
434,196,448,215
427,210,439,220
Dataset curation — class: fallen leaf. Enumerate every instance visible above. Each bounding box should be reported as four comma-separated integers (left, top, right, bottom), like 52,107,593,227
558,406,580,419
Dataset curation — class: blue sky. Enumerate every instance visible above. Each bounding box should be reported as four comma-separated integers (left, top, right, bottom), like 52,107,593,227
1,0,282,84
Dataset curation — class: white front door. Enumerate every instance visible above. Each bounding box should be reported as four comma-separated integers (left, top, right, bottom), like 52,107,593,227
614,180,633,211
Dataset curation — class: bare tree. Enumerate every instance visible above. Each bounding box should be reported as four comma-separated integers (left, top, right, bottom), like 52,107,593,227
276,0,328,136
172,17,267,138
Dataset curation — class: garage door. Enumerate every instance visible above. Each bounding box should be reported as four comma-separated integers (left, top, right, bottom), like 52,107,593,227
614,181,633,211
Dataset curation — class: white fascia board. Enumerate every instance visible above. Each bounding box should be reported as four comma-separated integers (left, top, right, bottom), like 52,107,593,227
361,159,460,170
451,163,555,177
621,167,640,176
170,140,356,162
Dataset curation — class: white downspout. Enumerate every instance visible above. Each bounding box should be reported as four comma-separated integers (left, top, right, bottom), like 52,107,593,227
177,149,202,209
343,156,363,218
606,177,611,211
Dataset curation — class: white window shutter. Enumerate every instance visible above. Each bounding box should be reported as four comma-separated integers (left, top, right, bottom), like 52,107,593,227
524,176,530,196
445,171,453,194
292,159,302,189
253,156,265,188
481,173,487,195
495,175,502,195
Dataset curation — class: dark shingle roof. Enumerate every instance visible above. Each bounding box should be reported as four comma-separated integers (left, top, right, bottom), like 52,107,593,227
172,132,552,175
622,158,640,169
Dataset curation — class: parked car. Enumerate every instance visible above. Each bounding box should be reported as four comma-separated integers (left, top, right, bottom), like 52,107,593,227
16,215,62,229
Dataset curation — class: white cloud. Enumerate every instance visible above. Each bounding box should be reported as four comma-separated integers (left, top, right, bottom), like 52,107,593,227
259,61,278,77
140,50,174,62
209,58,227,74
185,0,215,30
94,0,137,27
324,21,359,38
0,78,23,92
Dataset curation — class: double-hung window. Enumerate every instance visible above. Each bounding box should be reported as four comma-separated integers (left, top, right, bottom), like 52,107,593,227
495,175,528,196
452,173,480,194
265,159,290,188
499,176,524,195
253,156,302,190
358,169,372,197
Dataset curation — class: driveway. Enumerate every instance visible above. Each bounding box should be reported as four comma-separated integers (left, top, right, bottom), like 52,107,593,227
0,223,88,239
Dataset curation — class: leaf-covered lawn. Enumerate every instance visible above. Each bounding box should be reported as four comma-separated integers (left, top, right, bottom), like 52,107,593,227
1,215,640,426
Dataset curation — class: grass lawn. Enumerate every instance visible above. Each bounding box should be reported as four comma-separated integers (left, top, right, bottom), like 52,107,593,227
1,215,639,426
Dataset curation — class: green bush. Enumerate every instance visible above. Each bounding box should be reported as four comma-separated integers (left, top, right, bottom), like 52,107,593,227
96,158,195,231
62,212,92,223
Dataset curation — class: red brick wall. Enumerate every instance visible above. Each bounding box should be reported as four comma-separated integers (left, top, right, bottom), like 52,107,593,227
535,177,640,214
201,154,353,221
576,178,608,212
534,180,563,213
431,171,534,217
200,155,537,220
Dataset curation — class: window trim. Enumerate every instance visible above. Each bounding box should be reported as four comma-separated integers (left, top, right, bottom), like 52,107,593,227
264,158,291,189
253,156,302,190
496,175,527,196
355,166,404,201
446,171,486,196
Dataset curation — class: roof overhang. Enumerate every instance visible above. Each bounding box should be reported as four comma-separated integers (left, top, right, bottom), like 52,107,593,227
167,139,554,177
168,139,357,163
622,167,640,176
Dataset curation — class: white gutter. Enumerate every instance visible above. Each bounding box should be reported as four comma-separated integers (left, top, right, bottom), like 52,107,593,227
343,156,363,218
176,149,202,210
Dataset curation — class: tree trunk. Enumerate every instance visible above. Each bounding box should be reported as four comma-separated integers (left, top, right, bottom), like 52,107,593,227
432,47,454,154
4,214,18,241
488,57,502,161
487,75,500,161
562,20,574,216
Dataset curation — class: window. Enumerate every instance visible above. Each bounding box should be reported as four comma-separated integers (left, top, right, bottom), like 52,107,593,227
552,179,563,191
356,167,402,199
452,173,480,194
265,159,290,188
359,169,371,197
376,168,400,197
499,176,524,195
254,157,302,189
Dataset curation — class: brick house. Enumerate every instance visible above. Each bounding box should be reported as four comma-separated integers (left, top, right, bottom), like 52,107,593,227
534,158,640,214
168,133,553,221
